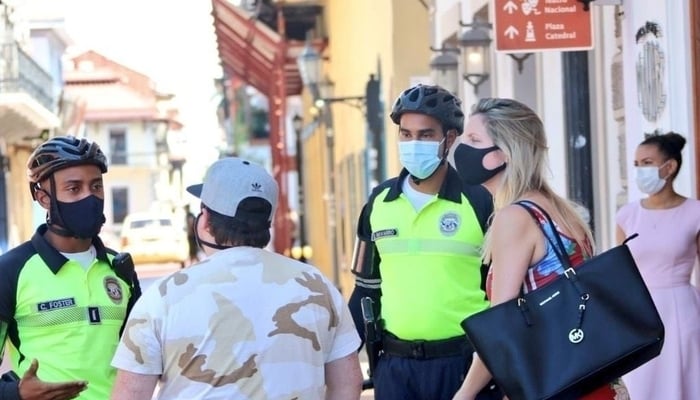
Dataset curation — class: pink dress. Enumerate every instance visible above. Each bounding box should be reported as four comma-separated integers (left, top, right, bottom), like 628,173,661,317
616,198,700,400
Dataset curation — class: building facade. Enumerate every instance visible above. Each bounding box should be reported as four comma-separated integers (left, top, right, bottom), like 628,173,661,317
214,0,698,295
303,0,433,294
0,1,66,252
432,0,697,248
63,51,184,247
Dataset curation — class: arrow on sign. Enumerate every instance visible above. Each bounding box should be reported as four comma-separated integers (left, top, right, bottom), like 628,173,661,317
504,26,519,39
503,1,518,14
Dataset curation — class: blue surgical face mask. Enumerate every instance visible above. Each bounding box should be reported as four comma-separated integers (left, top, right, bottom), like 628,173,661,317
635,160,669,195
398,139,444,179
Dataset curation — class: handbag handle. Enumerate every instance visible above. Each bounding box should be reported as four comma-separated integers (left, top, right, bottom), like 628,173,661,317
517,201,639,261
514,201,591,337
515,200,572,271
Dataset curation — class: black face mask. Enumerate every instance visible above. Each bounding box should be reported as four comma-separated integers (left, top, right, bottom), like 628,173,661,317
49,194,106,239
193,212,230,251
454,143,506,185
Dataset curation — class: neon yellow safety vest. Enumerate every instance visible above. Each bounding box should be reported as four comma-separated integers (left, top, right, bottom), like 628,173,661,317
0,225,133,400
368,169,490,340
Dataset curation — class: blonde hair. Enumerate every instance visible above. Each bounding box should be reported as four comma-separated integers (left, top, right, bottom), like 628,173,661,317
472,98,594,261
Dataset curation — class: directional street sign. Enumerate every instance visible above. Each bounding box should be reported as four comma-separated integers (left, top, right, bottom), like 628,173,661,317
494,0,594,52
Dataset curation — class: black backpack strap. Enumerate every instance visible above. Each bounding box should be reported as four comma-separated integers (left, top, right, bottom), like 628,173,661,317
111,252,142,337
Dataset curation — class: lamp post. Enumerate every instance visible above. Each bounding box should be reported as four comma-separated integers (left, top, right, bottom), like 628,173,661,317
458,20,492,94
297,48,383,183
429,49,459,94
296,40,384,287
314,75,367,109
291,114,308,263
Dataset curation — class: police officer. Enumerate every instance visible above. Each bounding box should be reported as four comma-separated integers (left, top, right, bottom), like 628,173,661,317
0,136,140,400
348,84,497,400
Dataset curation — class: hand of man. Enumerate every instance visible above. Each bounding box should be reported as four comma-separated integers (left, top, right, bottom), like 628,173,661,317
18,359,87,400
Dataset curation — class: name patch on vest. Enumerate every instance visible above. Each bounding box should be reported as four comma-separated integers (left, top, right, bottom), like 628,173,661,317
37,297,76,312
372,229,398,241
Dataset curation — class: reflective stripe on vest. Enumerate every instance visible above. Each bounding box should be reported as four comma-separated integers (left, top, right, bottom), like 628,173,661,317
375,238,481,257
16,306,127,328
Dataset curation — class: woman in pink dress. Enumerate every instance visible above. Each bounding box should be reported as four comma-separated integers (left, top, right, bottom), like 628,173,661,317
616,131,700,399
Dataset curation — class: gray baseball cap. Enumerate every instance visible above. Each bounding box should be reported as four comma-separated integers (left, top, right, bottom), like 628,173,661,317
186,157,278,223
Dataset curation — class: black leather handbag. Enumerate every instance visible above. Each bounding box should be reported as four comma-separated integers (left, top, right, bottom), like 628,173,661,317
461,201,664,400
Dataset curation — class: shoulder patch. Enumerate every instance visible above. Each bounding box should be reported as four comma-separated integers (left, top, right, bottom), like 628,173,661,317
104,276,123,304
439,212,461,236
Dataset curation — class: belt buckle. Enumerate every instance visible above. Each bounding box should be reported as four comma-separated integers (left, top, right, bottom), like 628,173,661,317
410,340,426,359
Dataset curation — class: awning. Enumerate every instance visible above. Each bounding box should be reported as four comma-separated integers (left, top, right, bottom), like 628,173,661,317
211,0,304,97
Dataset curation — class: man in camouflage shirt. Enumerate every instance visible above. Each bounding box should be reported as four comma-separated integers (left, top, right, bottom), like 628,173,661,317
110,158,362,399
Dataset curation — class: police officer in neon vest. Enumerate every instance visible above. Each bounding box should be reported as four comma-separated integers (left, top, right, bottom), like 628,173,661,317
0,136,141,400
348,84,500,400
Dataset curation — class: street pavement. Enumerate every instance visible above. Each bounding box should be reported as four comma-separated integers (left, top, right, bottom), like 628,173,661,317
136,262,182,290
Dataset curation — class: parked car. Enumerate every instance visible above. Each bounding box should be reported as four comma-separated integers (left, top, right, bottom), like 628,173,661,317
120,212,188,268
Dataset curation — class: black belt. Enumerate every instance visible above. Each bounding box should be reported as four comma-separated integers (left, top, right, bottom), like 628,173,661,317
382,333,471,360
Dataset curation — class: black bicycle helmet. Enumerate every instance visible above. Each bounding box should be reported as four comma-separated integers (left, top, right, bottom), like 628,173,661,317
27,136,108,185
390,84,465,135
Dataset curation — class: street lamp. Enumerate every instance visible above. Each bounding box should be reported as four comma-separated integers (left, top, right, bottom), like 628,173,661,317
296,39,385,286
295,38,385,184
291,114,309,263
459,20,492,94
429,49,459,94
295,40,376,111
297,40,321,87
314,76,335,108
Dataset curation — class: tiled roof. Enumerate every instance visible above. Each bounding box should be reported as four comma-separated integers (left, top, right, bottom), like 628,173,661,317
63,51,172,121
63,83,160,121
63,50,171,121
64,69,120,83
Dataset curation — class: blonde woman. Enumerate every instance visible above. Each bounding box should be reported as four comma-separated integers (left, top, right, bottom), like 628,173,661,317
452,98,629,400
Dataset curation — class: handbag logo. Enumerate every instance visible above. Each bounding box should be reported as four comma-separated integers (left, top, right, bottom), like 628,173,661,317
538,290,560,306
569,328,584,343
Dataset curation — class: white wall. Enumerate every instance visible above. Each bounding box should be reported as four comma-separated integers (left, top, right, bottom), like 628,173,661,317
439,1,623,246
436,1,697,252
622,1,695,200
589,6,621,249
537,52,568,198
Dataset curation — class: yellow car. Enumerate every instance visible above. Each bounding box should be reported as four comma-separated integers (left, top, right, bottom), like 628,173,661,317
119,212,188,268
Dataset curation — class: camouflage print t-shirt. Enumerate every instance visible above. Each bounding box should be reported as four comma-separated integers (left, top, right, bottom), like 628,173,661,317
111,247,360,399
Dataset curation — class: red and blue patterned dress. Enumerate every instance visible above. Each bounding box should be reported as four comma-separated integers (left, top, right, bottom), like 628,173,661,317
485,203,630,400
